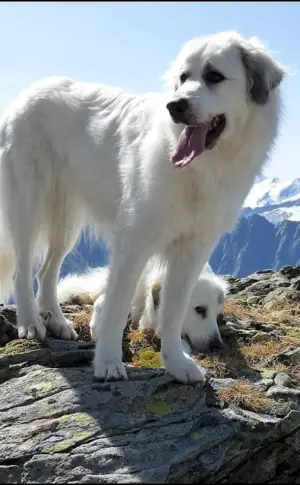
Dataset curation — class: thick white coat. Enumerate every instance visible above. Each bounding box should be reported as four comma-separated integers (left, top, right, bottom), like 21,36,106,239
0,31,284,383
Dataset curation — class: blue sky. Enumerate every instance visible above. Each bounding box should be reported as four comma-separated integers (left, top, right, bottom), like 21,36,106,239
0,1,299,180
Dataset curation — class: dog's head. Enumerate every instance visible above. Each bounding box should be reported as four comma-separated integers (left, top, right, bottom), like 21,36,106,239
181,266,228,353
163,31,285,168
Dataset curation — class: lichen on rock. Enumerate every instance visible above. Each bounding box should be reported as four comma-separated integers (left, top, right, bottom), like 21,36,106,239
0,266,300,483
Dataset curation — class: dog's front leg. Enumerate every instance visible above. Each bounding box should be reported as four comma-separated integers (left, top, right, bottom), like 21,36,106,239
92,221,154,381
158,237,210,385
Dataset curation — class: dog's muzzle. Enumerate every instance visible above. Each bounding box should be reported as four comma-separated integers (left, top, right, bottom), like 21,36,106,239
183,332,223,353
166,98,189,124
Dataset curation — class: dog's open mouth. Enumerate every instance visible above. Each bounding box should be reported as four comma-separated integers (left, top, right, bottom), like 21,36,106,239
172,114,226,168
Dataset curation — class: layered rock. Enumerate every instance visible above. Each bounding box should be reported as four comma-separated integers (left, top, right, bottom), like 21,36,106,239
1,266,300,483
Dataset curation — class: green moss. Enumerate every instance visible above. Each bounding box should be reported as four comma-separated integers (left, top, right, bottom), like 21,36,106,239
29,382,53,394
58,412,94,426
251,418,260,428
145,402,171,416
42,440,74,453
41,431,92,453
192,432,202,440
73,432,91,441
132,347,161,368
75,413,94,424
0,339,42,355
261,369,276,380
58,414,72,425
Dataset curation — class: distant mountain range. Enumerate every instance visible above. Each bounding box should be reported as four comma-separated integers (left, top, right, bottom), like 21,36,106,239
60,213,300,280
61,235,110,278
210,214,300,278
242,176,300,223
59,177,300,280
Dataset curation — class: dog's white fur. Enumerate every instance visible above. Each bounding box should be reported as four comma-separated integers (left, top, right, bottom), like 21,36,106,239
0,31,284,383
57,260,228,354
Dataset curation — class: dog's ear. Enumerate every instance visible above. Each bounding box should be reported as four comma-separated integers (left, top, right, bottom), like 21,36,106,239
239,37,285,105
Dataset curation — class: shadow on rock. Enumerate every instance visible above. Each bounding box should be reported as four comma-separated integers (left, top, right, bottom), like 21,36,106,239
1,305,300,483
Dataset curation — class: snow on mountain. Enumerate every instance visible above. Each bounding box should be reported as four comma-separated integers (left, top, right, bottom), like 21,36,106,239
243,177,300,223
263,206,300,224
244,177,300,209
254,173,266,183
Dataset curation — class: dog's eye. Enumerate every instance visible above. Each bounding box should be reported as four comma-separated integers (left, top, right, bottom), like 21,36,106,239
179,72,189,84
194,305,208,318
204,70,225,85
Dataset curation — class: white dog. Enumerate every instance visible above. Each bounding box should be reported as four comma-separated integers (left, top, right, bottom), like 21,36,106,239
0,31,284,384
57,259,228,354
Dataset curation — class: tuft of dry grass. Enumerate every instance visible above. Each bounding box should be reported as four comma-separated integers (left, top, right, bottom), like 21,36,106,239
198,355,229,378
283,364,300,383
129,328,161,353
216,379,277,413
67,294,94,306
63,295,300,388
130,329,147,344
68,308,93,342
239,335,300,364
220,298,300,383
224,300,300,326
224,300,250,319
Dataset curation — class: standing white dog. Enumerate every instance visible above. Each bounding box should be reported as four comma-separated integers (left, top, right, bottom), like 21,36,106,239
57,259,228,354
0,31,284,384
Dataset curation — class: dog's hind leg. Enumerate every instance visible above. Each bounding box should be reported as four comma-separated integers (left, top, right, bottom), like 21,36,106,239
2,166,48,341
12,237,47,340
36,198,81,340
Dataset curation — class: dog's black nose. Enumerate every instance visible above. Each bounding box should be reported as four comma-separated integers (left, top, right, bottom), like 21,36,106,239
209,335,223,351
166,98,188,116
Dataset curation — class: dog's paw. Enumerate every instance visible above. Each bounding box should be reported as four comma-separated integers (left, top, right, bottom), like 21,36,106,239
39,310,78,340
161,352,205,385
93,345,128,381
18,315,47,341
94,359,128,381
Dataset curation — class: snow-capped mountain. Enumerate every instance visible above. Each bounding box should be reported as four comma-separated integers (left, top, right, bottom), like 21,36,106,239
242,177,300,223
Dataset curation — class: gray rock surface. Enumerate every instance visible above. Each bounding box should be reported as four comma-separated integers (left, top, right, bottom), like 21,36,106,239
226,265,300,309
1,267,300,483
1,354,300,484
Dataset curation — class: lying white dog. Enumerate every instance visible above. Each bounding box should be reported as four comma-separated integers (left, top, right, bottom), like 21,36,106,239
57,259,228,354
0,31,284,384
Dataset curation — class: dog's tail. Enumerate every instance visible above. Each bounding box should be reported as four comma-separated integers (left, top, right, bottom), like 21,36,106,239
57,266,110,305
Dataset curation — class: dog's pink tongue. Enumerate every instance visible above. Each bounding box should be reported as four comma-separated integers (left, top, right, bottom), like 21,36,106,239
172,124,210,168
